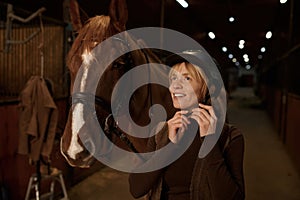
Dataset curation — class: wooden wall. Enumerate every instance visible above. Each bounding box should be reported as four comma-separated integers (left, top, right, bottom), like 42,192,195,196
0,22,68,102
260,85,300,176
265,87,282,135
0,99,104,199
0,5,104,198
285,94,300,175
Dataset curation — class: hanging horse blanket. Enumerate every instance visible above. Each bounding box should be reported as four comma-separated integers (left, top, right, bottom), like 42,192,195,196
18,76,58,162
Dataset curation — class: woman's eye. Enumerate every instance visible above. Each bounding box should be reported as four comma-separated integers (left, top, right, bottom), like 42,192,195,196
170,76,177,81
185,76,191,81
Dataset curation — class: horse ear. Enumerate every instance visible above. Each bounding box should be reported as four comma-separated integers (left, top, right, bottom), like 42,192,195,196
108,0,128,29
69,0,83,32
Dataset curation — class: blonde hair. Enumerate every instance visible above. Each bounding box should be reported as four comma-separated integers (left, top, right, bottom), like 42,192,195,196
169,62,208,102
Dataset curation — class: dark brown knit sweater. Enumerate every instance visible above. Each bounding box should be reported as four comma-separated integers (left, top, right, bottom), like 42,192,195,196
129,123,245,200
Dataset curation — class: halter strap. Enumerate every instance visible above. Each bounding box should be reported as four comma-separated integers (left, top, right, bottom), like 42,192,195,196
72,92,111,112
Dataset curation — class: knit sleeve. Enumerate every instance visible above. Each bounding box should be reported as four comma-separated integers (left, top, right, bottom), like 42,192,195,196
204,127,245,200
128,122,169,199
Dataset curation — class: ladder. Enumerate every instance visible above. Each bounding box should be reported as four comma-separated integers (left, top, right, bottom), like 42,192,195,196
25,169,69,200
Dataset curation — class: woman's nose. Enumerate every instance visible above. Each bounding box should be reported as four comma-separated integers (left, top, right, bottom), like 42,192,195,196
171,80,183,89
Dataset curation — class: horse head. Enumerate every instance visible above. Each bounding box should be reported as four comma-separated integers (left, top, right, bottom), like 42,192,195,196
61,0,175,168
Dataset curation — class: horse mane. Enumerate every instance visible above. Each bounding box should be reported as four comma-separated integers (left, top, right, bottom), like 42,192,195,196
66,15,125,77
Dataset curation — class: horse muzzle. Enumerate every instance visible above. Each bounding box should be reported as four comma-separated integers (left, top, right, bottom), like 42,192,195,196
60,138,96,168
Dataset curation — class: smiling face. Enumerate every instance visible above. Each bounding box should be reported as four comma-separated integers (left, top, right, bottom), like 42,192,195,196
169,62,207,110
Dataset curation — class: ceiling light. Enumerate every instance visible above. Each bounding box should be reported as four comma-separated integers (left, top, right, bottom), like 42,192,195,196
244,57,250,63
243,54,249,59
239,44,244,49
208,32,216,39
261,47,266,53
176,0,189,8
222,47,227,52
245,65,251,70
232,58,237,63
266,31,272,39
239,40,245,45
258,55,263,59
228,54,233,59
280,0,288,4
229,17,235,22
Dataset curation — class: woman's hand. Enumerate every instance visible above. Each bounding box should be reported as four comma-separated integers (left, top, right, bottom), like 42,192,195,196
167,110,190,143
190,103,217,137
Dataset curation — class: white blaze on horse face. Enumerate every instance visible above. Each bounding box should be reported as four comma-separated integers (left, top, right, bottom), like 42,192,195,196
69,104,85,159
68,50,93,160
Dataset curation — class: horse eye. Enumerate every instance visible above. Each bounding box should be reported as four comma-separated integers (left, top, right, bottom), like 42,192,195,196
113,57,127,68
113,61,125,68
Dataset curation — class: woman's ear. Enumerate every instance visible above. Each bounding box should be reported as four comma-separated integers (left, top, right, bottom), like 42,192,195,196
108,0,128,30
199,86,213,105
201,91,211,105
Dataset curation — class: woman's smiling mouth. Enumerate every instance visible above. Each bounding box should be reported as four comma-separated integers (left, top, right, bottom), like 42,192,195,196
174,93,186,97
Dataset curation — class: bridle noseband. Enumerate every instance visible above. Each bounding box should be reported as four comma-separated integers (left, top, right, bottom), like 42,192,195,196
72,92,111,112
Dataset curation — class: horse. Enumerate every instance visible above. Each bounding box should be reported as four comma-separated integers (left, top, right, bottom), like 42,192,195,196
60,0,176,168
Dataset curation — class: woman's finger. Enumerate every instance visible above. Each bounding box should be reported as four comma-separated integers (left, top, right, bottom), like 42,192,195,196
174,110,189,117
191,108,210,122
198,103,217,119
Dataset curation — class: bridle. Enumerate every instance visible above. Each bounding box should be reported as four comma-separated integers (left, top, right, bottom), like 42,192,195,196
71,91,140,153
70,36,140,153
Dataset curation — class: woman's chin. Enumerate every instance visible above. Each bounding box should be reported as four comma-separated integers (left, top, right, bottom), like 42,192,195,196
173,102,198,110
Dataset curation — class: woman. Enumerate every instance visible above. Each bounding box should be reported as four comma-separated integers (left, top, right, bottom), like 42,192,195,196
129,51,245,200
